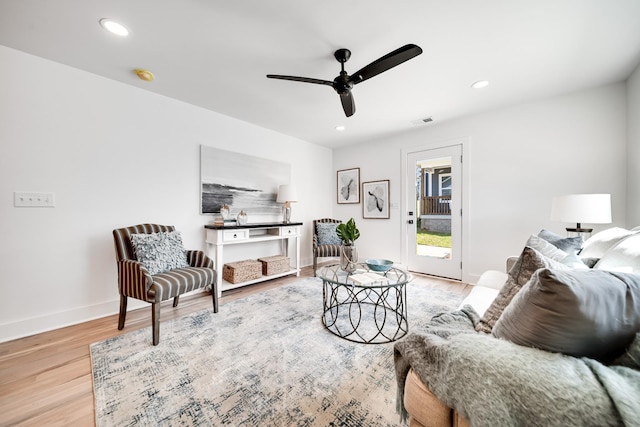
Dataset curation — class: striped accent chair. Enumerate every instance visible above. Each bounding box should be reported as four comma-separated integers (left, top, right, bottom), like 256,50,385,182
113,224,218,345
313,218,342,276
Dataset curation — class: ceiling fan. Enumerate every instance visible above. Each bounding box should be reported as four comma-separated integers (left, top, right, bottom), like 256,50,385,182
266,44,423,117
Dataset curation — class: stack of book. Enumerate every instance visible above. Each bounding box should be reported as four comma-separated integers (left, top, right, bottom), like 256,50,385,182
210,217,238,227
348,272,389,285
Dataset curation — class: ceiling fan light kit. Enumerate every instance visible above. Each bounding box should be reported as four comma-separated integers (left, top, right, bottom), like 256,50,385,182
267,44,423,117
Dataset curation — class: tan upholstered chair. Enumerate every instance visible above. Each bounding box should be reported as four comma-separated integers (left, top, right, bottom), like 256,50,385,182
313,218,342,276
113,224,218,345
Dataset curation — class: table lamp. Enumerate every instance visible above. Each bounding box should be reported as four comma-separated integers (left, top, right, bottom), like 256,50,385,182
277,184,298,224
550,194,611,237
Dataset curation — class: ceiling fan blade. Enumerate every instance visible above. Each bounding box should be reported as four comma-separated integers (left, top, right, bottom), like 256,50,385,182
348,44,423,85
340,90,355,117
266,74,334,87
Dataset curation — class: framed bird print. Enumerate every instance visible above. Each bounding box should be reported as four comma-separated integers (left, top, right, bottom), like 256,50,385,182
362,179,390,219
337,168,360,204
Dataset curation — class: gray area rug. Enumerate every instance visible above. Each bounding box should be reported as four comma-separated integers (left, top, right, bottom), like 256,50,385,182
91,277,464,426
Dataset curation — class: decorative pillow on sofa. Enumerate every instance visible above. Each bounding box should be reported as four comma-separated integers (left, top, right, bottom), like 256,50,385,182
593,233,640,274
612,332,640,370
492,269,640,362
316,222,341,245
538,229,583,253
528,233,588,269
525,234,567,261
475,246,569,334
560,251,589,269
131,231,189,275
579,227,638,258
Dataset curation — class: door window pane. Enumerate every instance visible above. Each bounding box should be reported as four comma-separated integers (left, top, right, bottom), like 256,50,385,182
415,159,452,259
439,175,451,196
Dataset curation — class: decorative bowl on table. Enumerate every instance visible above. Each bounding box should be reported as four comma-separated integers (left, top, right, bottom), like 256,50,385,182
365,259,393,272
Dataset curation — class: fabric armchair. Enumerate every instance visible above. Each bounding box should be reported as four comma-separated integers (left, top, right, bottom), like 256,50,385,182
312,218,342,276
186,250,215,268
113,224,218,345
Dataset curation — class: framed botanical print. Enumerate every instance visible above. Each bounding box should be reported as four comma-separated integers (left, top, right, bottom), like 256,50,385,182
362,179,390,219
337,167,360,204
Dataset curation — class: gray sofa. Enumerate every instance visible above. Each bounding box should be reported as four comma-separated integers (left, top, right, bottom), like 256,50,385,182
395,227,640,427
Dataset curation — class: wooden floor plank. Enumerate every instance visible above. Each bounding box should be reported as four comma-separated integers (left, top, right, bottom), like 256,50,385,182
0,266,469,426
9,389,95,427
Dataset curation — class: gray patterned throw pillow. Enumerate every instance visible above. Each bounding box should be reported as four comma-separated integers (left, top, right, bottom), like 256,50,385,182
131,231,189,275
475,246,569,334
316,222,341,245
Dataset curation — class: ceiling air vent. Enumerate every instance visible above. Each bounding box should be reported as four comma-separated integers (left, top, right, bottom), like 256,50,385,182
411,116,434,126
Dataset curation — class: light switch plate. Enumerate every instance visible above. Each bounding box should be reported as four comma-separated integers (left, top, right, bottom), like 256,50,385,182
14,191,55,207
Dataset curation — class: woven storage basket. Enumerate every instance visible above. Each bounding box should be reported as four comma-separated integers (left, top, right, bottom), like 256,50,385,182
223,259,262,283
258,255,290,275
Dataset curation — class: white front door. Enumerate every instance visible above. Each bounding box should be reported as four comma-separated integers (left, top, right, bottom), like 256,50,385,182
405,145,462,280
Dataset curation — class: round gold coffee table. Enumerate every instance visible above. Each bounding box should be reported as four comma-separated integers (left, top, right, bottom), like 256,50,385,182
317,263,411,344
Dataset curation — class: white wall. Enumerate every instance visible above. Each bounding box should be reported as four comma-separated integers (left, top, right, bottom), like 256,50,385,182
333,83,628,281
627,62,640,227
0,45,333,342
2,42,635,342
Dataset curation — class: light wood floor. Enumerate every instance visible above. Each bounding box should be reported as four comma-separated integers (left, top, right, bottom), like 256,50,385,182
0,266,470,426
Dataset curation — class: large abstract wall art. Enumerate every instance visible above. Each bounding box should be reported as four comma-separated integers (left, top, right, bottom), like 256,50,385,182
200,145,290,216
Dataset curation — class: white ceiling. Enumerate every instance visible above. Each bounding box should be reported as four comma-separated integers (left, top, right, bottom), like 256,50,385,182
1,0,639,149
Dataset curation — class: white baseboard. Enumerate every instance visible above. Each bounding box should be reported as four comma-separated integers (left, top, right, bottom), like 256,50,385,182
467,273,482,284
0,298,147,344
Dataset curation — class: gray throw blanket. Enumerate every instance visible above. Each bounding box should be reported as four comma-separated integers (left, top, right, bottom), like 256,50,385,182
394,306,640,427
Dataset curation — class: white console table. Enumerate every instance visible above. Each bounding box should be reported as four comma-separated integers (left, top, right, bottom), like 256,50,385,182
204,222,302,296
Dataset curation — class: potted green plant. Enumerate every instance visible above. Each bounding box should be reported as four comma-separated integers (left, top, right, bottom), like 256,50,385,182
336,218,360,273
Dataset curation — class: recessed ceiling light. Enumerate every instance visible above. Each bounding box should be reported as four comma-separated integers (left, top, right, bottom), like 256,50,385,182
471,80,489,89
99,18,129,36
335,126,346,132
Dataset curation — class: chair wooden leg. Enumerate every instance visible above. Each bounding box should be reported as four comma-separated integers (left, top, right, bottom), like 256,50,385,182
152,302,160,346
313,256,317,277
118,295,127,330
173,296,179,307
212,279,219,313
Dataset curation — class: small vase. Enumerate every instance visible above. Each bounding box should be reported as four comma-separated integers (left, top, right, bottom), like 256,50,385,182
220,204,230,220
237,210,248,225
340,244,358,273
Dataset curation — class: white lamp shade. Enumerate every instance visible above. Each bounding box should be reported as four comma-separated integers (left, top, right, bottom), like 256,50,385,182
550,194,612,224
276,184,298,203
